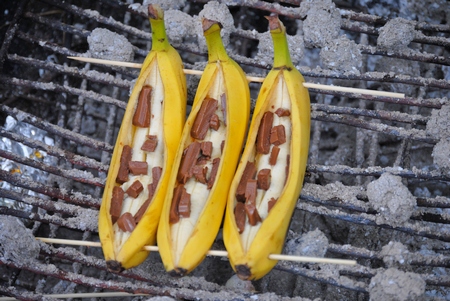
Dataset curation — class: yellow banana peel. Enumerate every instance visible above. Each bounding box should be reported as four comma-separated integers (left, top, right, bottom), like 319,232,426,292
98,4,186,272
157,19,250,276
223,15,311,280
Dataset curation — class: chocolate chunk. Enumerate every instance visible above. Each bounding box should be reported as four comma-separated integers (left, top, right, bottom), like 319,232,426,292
270,124,286,146
128,161,148,175
116,145,132,184
117,212,136,232
269,146,280,166
141,135,158,152
209,114,220,131
196,156,208,166
147,166,163,201
169,185,187,224
192,165,208,184
256,111,274,154
110,186,124,224
234,202,246,234
177,142,201,184
178,190,191,218
236,161,256,202
207,158,220,189
220,93,227,126
244,180,261,226
257,169,271,190
275,108,291,117
126,180,143,198
267,197,278,213
285,155,290,184
134,198,150,224
245,179,257,203
132,85,152,127
200,141,213,158
191,97,218,140
220,140,225,154
151,166,163,189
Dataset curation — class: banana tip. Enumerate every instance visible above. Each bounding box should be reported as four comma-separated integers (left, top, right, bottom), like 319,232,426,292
106,260,125,273
168,267,188,277
265,15,283,33
235,264,252,280
202,18,222,33
148,4,163,20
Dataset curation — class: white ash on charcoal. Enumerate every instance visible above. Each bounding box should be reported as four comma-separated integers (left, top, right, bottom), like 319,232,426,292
299,0,341,48
426,103,450,139
87,28,134,62
432,138,450,171
144,297,176,301
379,241,410,268
368,268,426,301
377,18,416,52
0,215,40,264
319,35,362,75
164,10,196,45
285,229,329,258
142,0,186,11
366,173,416,227
225,274,255,293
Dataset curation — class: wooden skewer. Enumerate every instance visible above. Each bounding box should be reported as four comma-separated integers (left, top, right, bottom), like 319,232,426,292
67,56,405,99
36,237,357,266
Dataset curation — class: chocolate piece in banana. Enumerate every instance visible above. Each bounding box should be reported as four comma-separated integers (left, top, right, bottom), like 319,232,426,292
235,202,246,234
236,162,257,202
133,85,152,127
270,124,286,146
256,111,274,154
117,213,136,232
116,145,132,184
191,97,219,140
275,107,291,117
141,135,158,152
257,169,271,190
269,146,280,166
126,180,143,198
128,161,148,175
177,142,201,184
110,187,124,224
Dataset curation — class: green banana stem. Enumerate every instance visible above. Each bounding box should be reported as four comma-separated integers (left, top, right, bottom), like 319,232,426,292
267,16,294,70
149,4,170,52
203,19,229,63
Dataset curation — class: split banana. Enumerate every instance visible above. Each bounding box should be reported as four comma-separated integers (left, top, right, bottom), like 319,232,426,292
157,19,250,276
98,4,186,272
223,16,311,280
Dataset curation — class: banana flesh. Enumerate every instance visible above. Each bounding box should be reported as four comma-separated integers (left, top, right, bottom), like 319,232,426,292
157,19,250,276
223,16,311,280
98,4,186,272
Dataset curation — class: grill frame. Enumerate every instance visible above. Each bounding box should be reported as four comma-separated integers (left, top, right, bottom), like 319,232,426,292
1,0,450,300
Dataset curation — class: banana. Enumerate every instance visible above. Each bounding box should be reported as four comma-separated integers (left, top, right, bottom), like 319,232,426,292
157,19,250,276
98,4,186,272
223,16,311,280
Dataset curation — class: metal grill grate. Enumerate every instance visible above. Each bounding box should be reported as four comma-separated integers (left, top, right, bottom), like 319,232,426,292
1,0,450,300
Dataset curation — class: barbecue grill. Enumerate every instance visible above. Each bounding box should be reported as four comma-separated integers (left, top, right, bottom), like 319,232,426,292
1,0,450,300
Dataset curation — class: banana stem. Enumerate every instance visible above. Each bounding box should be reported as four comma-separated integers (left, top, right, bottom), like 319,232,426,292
148,4,170,52
203,19,229,63
267,16,294,70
